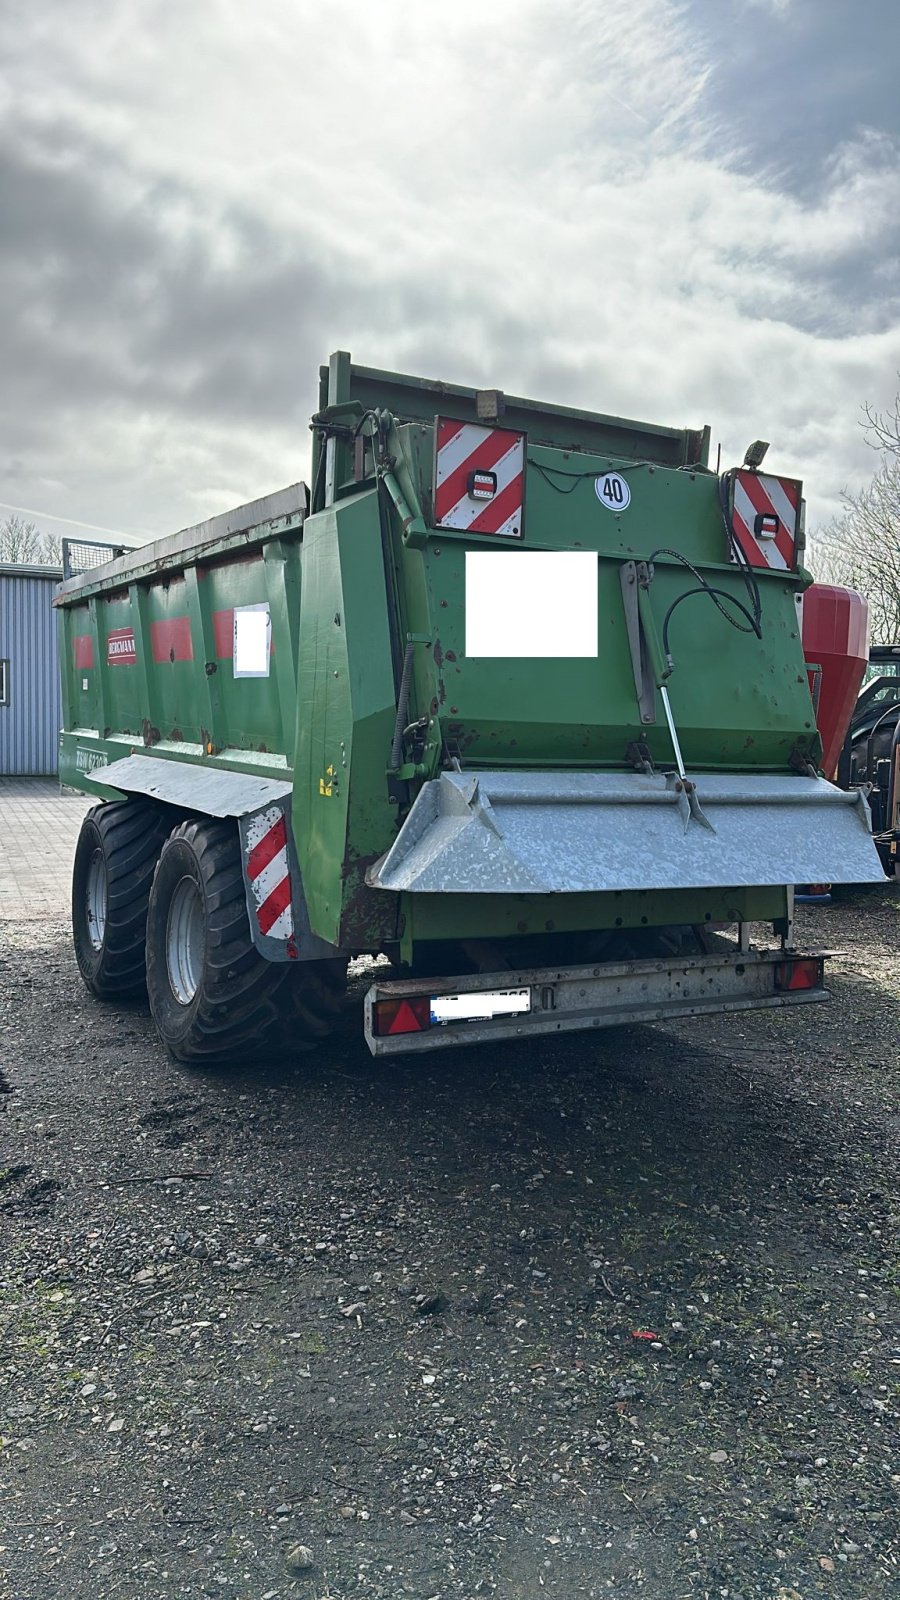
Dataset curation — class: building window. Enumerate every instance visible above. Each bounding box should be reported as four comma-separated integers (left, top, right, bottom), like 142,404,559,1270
0,659,8,707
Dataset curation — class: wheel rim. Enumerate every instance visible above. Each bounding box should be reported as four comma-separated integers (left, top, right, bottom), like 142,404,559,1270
85,848,108,951
166,876,205,1005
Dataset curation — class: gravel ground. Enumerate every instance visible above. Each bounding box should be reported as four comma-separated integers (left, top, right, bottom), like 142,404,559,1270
1,889,898,1600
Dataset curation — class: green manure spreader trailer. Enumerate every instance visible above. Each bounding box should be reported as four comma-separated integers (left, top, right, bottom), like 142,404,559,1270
55,353,883,1061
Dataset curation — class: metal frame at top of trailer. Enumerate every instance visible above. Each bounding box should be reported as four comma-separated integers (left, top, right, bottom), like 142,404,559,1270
54,484,307,607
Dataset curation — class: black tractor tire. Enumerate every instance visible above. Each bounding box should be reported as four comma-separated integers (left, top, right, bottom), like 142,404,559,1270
146,818,290,1064
72,800,172,1000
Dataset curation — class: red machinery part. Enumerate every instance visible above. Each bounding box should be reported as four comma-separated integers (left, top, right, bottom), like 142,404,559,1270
801,584,870,778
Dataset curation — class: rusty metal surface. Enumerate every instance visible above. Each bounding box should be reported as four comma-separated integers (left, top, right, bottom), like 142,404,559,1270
55,484,306,604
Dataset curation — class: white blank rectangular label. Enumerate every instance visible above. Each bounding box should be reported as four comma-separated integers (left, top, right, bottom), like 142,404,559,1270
465,551,598,658
233,604,271,677
430,988,532,1024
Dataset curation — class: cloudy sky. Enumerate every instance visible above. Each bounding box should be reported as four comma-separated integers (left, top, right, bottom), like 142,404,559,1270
2,0,899,547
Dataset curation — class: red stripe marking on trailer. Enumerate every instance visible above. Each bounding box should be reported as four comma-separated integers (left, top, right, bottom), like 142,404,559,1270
212,609,234,659
768,473,798,512
212,607,275,660
246,814,287,881
436,418,467,454
150,616,194,663
257,874,292,936
754,476,795,567
739,472,795,568
73,635,94,669
434,429,522,524
764,475,800,565
466,471,525,535
734,472,774,562
733,526,768,568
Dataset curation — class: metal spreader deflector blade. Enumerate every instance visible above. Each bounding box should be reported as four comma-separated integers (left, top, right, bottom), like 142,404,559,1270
366,769,884,894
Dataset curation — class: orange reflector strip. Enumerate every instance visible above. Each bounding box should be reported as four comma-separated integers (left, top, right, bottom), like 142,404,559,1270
774,957,823,992
372,996,432,1036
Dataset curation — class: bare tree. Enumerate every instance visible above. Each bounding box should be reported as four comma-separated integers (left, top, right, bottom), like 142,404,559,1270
0,514,63,566
41,530,62,564
863,388,900,459
0,513,42,563
811,464,900,645
810,391,900,646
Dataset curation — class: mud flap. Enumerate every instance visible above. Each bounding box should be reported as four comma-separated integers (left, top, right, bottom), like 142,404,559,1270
366,770,884,894
239,803,341,963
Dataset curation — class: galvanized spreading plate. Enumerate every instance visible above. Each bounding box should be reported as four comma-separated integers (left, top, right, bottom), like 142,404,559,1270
367,769,883,893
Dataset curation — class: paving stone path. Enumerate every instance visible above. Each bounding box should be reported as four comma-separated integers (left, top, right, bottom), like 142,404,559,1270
0,777,92,922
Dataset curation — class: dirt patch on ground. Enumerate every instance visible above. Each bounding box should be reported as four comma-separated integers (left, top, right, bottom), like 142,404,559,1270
1,889,898,1598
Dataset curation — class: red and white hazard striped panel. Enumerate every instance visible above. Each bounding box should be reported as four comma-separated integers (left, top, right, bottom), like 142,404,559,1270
433,419,525,537
244,806,294,941
729,470,801,571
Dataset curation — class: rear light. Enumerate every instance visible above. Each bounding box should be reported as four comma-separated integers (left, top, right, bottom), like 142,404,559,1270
774,956,824,992
371,995,432,1037
371,987,533,1036
468,469,497,501
754,511,780,540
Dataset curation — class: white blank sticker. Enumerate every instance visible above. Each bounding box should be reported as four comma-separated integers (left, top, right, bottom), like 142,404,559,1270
430,988,531,1024
465,551,598,658
233,604,271,677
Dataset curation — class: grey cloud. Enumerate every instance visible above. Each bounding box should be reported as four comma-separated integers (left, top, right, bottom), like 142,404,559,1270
697,0,900,197
2,0,899,542
0,112,368,435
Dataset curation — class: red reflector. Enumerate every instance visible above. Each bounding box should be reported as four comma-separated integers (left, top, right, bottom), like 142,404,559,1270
372,995,432,1036
774,957,823,992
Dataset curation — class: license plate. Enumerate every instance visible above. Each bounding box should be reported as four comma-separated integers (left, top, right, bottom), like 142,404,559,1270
429,988,532,1025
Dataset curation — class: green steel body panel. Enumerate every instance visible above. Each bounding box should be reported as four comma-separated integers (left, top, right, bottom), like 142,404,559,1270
56,486,306,798
404,885,787,942
293,493,400,950
58,537,300,790
388,438,816,774
57,353,864,963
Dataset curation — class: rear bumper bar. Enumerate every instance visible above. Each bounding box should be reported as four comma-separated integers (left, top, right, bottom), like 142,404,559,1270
364,948,827,1056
